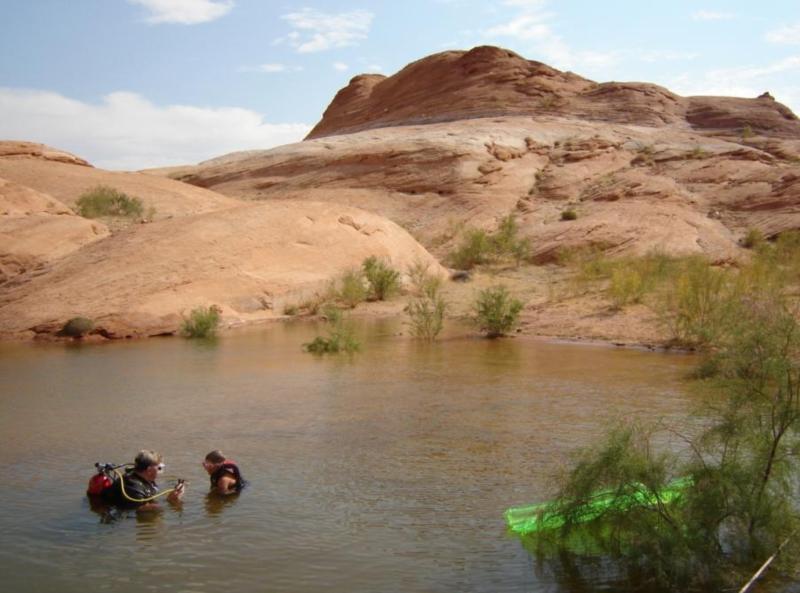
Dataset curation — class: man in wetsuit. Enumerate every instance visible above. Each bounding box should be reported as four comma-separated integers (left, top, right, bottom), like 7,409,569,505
202,450,245,495
114,450,185,510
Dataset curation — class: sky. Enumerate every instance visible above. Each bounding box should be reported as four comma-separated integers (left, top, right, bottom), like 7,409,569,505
0,0,798,169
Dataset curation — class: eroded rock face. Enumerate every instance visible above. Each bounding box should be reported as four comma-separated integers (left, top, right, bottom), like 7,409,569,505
0,178,109,285
0,141,92,166
0,201,445,339
171,116,800,264
0,142,242,221
306,46,800,140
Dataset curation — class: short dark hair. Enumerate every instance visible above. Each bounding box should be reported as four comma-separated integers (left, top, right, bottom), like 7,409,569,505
205,450,226,463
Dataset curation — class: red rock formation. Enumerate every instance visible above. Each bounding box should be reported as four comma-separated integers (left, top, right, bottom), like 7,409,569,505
307,46,799,139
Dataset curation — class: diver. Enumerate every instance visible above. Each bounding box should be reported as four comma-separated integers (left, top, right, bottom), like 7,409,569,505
202,450,245,495
109,450,185,510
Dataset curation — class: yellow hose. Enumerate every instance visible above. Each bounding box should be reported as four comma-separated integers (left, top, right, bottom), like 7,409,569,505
113,468,178,503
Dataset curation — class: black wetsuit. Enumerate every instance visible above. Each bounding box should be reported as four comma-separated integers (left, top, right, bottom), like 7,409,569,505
210,462,245,493
112,469,160,507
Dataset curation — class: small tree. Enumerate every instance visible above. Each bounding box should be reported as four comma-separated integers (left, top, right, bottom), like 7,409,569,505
362,256,400,301
473,285,523,338
181,306,221,339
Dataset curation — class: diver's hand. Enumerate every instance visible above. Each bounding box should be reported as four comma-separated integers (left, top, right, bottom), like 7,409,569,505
167,481,185,504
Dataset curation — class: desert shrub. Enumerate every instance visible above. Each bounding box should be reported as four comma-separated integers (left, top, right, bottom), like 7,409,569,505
741,227,764,249
741,123,754,140
303,307,360,354
608,267,646,308
337,269,368,308
60,317,94,337
283,304,299,316
491,214,531,265
76,186,144,219
362,256,400,301
657,257,734,347
473,285,523,338
687,146,709,160
538,296,800,591
407,260,443,297
181,306,220,339
448,228,492,270
561,209,578,221
405,282,447,341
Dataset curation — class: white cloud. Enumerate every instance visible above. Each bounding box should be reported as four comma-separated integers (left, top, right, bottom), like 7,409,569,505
482,1,618,72
639,50,700,63
333,62,349,71
238,63,303,73
0,88,310,170
128,0,234,25
766,22,800,45
668,56,800,114
280,8,373,53
691,10,736,21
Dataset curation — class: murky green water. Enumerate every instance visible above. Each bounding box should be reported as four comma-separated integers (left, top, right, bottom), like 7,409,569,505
0,320,697,593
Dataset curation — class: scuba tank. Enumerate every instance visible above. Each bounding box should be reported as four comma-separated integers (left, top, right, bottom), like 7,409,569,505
87,462,129,497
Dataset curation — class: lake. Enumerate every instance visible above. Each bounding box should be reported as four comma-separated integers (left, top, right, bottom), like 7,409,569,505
0,319,696,593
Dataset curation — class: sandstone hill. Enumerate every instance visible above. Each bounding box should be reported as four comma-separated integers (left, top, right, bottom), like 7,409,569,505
0,200,444,339
0,143,443,340
306,46,800,140
166,47,799,263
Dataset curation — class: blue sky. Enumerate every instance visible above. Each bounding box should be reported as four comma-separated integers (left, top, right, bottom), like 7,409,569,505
0,0,798,169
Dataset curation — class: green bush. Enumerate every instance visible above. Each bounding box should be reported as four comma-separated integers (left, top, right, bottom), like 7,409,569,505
448,228,492,270
362,256,400,301
303,307,360,354
181,306,221,339
337,270,368,308
561,209,578,221
405,285,447,341
407,260,443,297
473,285,523,338
60,317,94,337
491,214,530,265
542,296,800,591
608,267,646,308
742,228,765,249
76,186,144,219
447,215,531,270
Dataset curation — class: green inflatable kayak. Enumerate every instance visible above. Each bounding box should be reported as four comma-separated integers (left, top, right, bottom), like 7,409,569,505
505,477,693,536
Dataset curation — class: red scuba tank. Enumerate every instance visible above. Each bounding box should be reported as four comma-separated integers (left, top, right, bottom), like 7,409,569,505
87,473,114,496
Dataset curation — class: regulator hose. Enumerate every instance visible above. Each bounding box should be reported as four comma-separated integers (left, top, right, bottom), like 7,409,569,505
112,468,181,504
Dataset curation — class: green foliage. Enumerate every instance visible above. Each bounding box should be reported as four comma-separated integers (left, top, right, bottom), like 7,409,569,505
336,269,368,308
60,317,94,337
362,256,400,301
657,257,734,347
447,215,530,270
405,281,447,341
303,307,360,354
686,146,709,160
473,285,523,338
741,123,754,140
448,228,492,270
181,306,220,339
407,259,443,297
561,209,578,221
535,260,800,591
742,227,765,249
283,304,299,316
76,185,145,219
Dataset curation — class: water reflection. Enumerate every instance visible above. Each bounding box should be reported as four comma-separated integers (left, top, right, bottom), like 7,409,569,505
0,321,697,593
204,492,241,516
